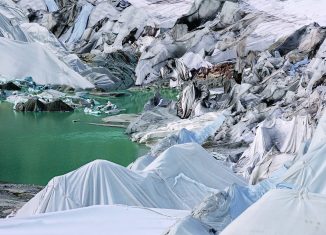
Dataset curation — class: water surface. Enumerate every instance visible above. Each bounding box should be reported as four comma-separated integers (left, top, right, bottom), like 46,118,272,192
0,90,177,185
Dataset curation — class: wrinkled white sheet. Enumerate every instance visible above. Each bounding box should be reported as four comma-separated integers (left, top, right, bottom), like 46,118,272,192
20,23,68,57
0,0,26,23
221,189,326,235
245,0,326,26
221,110,326,234
66,3,93,45
179,52,212,71
0,37,94,89
128,0,194,28
17,0,47,11
16,143,246,217
0,205,189,235
244,19,304,53
306,39,326,94
168,110,326,235
167,167,285,235
138,114,226,166
44,0,58,12
132,112,224,145
236,115,313,180
0,12,28,41
282,110,326,194
87,1,119,28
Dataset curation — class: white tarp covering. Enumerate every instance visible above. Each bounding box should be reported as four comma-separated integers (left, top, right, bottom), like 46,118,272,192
0,205,189,235
166,109,326,234
127,0,194,28
20,23,68,57
221,110,326,235
281,110,326,194
44,0,59,12
244,19,304,53
221,189,326,235
87,1,119,28
235,115,313,180
0,1,27,51
102,5,154,53
0,0,26,22
245,0,326,27
131,115,226,171
17,0,47,11
66,3,94,45
0,12,28,41
15,143,246,217
131,112,224,145
0,37,94,89
179,52,212,70
305,39,326,94
240,0,326,55
167,168,285,235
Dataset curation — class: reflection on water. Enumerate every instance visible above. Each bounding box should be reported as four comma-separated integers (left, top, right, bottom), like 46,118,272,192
0,89,177,185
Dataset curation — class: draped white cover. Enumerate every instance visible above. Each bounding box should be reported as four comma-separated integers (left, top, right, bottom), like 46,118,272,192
16,143,246,217
0,37,94,89
221,189,326,235
0,205,189,235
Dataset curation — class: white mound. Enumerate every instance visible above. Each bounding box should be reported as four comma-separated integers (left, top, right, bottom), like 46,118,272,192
15,143,246,217
221,189,326,235
128,0,194,28
0,205,189,235
0,37,94,89
245,0,326,26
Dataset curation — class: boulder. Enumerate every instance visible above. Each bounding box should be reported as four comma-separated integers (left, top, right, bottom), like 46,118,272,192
45,100,74,112
0,82,21,91
23,98,46,112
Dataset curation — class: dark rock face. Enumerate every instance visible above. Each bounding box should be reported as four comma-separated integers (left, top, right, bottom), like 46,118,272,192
24,98,47,112
143,92,172,111
14,102,26,112
15,99,74,112
45,100,74,111
0,82,21,91
0,183,43,218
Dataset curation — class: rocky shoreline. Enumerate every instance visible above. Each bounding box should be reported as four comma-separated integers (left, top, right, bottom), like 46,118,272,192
0,183,42,218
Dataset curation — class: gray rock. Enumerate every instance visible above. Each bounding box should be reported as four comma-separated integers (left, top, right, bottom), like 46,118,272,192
0,183,42,218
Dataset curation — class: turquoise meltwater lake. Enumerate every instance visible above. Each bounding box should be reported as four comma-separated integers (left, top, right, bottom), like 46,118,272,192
0,90,177,185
